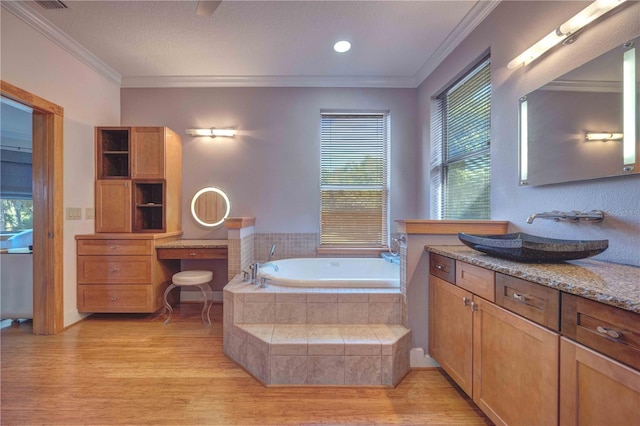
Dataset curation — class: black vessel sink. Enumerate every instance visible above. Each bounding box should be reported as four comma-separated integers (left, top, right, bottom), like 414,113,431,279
458,232,608,263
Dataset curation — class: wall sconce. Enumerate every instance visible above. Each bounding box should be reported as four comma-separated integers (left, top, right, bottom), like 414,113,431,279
186,128,237,138
508,0,628,69
585,132,624,141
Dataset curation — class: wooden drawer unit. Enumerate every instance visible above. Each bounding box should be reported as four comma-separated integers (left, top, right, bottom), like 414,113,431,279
77,255,153,284
496,273,559,331
76,234,181,313
429,253,456,284
77,239,153,256
77,284,155,313
456,261,495,302
156,247,228,260
561,292,640,370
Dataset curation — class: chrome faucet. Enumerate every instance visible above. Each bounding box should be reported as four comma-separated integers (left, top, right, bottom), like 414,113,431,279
260,262,279,272
267,244,276,262
249,262,260,284
526,210,604,224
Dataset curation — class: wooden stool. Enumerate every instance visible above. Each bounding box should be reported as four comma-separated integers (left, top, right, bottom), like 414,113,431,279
163,270,213,326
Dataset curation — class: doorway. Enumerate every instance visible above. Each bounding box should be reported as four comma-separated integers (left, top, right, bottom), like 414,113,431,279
1,81,64,335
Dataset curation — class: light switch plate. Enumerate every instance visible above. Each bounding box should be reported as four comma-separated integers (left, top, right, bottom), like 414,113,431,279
85,208,95,219
66,207,82,220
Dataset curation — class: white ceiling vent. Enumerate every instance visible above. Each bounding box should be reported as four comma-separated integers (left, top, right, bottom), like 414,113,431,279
34,0,68,10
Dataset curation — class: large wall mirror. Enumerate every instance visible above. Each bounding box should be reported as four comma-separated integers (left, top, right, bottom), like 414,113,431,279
519,35,638,186
191,187,231,227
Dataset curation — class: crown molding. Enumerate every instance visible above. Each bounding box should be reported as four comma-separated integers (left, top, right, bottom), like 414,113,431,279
413,0,501,87
121,75,417,89
2,1,122,87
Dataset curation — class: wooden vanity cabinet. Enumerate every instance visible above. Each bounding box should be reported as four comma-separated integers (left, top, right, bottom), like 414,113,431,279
560,293,640,425
472,297,558,426
429,275,473,395
76,234,180,313
428,254,559,426
95,126,182,233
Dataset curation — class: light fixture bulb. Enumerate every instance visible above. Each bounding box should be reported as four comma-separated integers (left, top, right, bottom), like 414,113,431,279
585,132,624,141
334,40,351,53
186,128,237,138
508,0,628,69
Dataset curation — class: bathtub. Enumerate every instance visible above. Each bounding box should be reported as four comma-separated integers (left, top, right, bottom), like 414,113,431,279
257,257,399,288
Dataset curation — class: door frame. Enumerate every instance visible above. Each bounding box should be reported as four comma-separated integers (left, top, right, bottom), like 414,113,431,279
1,81,64,335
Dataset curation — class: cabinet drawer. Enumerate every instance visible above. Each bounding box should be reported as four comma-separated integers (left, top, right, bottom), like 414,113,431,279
77,255,153,284
496,273,559,331
561,292,640,370
429,253,456,284
77,284,154,312
456,261,495,302
77,239,153,256
156,247,228,260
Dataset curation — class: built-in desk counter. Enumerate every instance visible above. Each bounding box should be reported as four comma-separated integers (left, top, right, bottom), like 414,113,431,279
155,239,228,260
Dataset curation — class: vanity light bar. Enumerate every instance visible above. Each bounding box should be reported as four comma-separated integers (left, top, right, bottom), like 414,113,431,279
623,43,636,169
585,132,624,141
186,128,237,138
519,97,529,184
508,0,628,69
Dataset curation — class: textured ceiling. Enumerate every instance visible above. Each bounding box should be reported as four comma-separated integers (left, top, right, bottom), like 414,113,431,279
17,0,494,87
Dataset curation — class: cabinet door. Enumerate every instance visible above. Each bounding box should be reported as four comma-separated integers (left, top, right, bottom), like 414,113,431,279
429,275,473,396
560,338,640,426
95,180,132,233
131,127,165,179
473,298,559,426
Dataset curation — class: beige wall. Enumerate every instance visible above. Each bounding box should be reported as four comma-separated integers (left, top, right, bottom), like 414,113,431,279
1,10,121,326
121,87,421,238
418,1,640,266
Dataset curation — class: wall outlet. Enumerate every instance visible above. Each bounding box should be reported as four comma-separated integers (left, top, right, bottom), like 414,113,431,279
66,207,82,220
85,208,95,219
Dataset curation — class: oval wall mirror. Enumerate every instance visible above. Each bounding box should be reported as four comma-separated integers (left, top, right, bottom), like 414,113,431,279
190,187,231,227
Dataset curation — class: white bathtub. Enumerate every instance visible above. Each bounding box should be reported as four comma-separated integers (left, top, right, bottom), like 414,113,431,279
257,257,399,288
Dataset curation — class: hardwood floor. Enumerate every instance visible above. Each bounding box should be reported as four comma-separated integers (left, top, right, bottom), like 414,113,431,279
1,304,491,425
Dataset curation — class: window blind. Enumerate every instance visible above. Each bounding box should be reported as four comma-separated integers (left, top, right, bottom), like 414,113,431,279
432,56,491,219
320,113,389,247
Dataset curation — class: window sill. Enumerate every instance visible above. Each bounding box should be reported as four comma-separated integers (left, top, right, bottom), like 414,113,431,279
316,247,389,256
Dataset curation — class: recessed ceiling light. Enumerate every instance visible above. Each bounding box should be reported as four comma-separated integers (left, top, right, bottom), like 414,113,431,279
333,40,351,53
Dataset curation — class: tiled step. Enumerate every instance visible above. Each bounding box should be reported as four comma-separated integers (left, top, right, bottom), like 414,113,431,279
224,323,411,386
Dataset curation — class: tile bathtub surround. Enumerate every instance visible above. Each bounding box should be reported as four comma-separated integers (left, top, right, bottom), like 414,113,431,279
225,278,402,325
225,322,411,386
223,276,411,386
253,232,383,261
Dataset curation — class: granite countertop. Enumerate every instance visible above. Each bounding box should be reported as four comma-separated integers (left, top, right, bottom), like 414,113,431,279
155,239,228,249
425,245,640,314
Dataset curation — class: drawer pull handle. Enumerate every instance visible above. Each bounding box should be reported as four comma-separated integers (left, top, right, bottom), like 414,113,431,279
109,296,119,301
435,264,444,271
596,326,622,339
470,301,478,311
513,293,528,302
189,252,197,256
462,297,470,306
109,245,119,250
109,268,120,273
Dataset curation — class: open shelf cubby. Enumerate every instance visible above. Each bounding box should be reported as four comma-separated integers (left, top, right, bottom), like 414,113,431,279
98,128,130,178
133,181,164,232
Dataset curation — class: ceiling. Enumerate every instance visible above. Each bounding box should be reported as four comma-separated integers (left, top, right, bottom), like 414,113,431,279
7,0,499,88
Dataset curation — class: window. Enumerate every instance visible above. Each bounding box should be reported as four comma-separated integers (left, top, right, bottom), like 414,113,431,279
320,112,390,247
1,97,33,244
431,56,491,219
